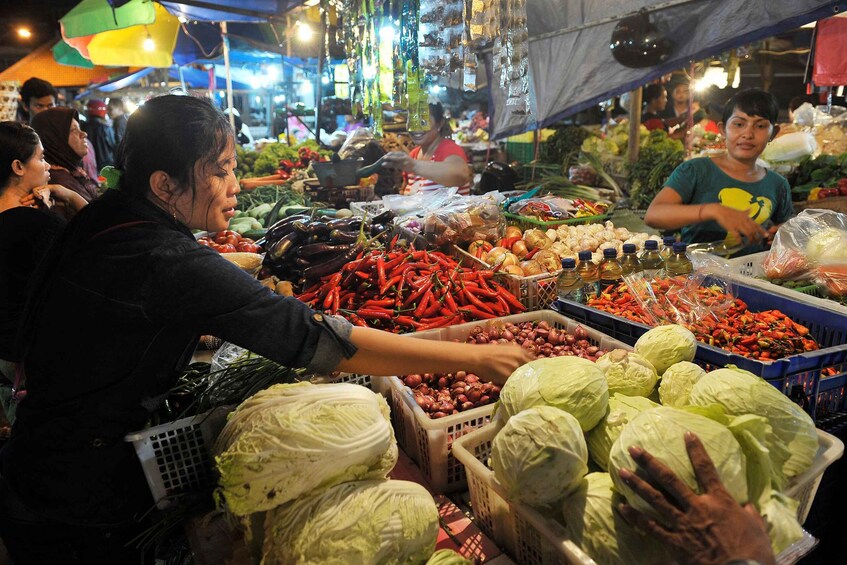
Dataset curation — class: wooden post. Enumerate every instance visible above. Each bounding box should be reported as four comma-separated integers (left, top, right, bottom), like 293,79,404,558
627,87,643,164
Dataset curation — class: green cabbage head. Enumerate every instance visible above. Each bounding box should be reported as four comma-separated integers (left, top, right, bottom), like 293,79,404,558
262,479,438,564
634,324,697,375
688,367,818,480
214,382,397,516
658,361,706,407
608,407,748,523
586,394,659,471
491,405,588,507
595,349,658,397
561,472,673,565
498,356,608,431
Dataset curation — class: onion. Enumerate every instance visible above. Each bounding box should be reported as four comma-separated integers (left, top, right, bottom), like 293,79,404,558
504,265,525,276
505,225,523,239
503,330,514,341
574,326,589,340
404,374,422,388
486,246,509,265
511,240,528,259
461,401,475,411
586,346,599,355
438,376,449,388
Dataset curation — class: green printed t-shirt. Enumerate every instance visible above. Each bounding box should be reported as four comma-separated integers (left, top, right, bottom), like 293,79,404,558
665,157,794,255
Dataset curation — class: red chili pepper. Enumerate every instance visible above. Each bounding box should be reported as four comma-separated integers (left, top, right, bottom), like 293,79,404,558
356,309,393,320
418,315,458,330
460,306,497,320
322,287,336,310
524,247,540,260
376,256,387,289
443,291,458,313
415,289,435,318
462,287,495,315
379,275,401,296
496,285,526,312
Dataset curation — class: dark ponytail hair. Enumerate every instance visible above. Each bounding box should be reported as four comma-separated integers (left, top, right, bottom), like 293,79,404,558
428,102,453,137
115,95,233,200
0,121,41,192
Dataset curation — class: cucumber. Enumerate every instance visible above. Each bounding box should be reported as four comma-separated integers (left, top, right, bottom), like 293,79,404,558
243,228,268,240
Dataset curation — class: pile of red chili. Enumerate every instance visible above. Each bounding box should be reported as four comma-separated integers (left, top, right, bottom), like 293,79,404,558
588,281,819,361
297,245,525,332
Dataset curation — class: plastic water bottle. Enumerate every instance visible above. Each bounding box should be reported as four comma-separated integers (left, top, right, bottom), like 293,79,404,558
577,250,600,301
620,243,642,276
660,235,676,261
639,239,665,278
666,242,693,276
557,258,584,302
598,248,624,290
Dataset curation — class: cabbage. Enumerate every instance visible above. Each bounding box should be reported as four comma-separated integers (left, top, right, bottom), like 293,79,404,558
214,382,397,515
491,405,588,507
425,549,473,565
561,473,673,565
634,325,697,375
760,492,804,554
806,227,847,262
499,357,608,431
658,361,706,407
262,479,438,564
608,407,748,523
595,349,658,397
586,394,659,471
688,367,818,480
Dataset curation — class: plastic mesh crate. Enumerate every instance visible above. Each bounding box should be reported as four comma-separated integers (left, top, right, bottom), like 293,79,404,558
387,311,631,493
126,373,386,509
553,277,847,421
451,246,559,311
505,140,547,164
350,200,387,218
453,424,843,565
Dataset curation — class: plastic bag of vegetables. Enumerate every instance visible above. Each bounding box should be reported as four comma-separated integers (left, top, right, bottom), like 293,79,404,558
763,209,847,282
262,479,439,564
214,382,397,516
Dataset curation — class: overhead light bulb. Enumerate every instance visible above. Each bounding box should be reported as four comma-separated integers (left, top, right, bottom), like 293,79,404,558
17,27,32,39
178,16,188,24
297,22,314,42
379,26,395,42
143,29,155,51
731,67,741,89
321,75,330,85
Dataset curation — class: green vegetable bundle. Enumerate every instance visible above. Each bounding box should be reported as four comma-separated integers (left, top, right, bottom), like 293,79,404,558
791,153,847,201
542,125,593,168
627,130,685,208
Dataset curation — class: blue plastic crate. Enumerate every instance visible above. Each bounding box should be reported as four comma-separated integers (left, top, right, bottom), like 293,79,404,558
552,279,847,421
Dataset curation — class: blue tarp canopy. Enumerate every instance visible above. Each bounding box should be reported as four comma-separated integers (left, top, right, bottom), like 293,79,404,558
486,0,843,139
161,1,302,23
78,64,251,96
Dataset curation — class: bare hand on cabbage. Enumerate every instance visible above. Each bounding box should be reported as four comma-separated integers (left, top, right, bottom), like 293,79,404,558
617,432,776,565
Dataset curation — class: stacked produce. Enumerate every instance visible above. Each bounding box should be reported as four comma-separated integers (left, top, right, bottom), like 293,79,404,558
260,210,395,288
401,321,609,418
789,152,847,201
484,325,811,563
230,185,307,235
587,279,819,360
297,246,526,333
197,230,262,254
235,141,328,182
507,195,609,221
626,130,685,209
214,382,440,563
467,222,661,277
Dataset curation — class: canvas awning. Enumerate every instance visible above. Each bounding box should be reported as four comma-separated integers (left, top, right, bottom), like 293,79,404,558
0,43,131,88
485,0,842,139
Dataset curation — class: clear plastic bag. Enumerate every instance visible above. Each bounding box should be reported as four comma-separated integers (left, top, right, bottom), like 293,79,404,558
420,194,505,246
762,209,847,282
338,127,376,160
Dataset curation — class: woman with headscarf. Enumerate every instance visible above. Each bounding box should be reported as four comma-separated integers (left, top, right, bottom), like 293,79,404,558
30,108,99,202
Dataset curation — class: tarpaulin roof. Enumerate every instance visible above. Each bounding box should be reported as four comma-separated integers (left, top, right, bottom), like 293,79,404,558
0,43,131,88
160,1,303,22
78,64,251,95
486,0,843,139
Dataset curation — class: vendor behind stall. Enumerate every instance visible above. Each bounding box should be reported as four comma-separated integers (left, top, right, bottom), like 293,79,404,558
383,103,472,196
644,89,794,256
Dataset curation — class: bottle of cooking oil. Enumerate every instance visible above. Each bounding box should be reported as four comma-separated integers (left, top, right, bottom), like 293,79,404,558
598,248,624,291
639,239,665,278
577,250,599,301
666,242,694,276
660,236,676,261
557,258,584,303
620,243,642,276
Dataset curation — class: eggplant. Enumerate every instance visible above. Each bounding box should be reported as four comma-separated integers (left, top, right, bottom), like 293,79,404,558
303,244,363,280
329,229,359,243
370,223,388,237
266,214,310,241
297,242,353,258
295,257,312,267
372,209,396,225
327,217,362,231
268,231,300,261
291,220,311,235
307,222,330,237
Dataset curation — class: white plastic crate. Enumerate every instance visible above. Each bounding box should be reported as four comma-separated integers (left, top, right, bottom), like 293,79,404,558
453,424,843,565
452,246,560,311
126,373,388,509
388,311,631,494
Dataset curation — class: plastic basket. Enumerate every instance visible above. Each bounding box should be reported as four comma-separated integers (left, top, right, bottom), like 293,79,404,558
553,277,847,421
725,252,847,314
505,212,610,231
451,246,559,311
125,406,231,510
506,141,547,164
306,185,375,210
387,311,632,493
350,200,387,218
453,424,843,565
126,373,386,509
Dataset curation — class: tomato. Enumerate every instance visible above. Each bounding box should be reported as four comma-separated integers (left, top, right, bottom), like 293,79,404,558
238,243,259,253
224,234,238,246
219,243,237,253
242,237,255,245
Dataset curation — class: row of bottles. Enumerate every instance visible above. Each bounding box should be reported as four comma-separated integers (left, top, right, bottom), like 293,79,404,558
557,237,693,302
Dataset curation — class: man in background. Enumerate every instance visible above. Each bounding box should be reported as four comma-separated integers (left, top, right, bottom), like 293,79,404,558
83,99,116,169
107,97,128,146
18,77,57,123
